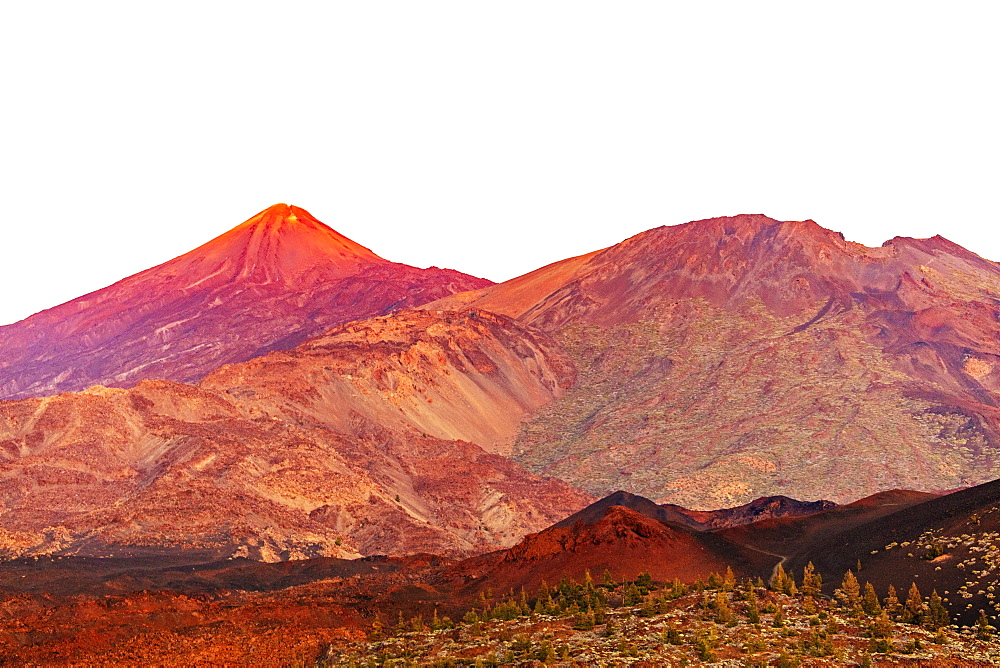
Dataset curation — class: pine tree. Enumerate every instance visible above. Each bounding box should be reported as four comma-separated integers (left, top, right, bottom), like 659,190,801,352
862,582,882,617
396,610,407,634
594,601,607,624
747,599,761,624
769,563,789,593
870,610,893,639
602,570,614,587
370,616,385,640
883,584,901,619
801,562,822,597
975,609,995,640
723,566,736,592
639,597,656,618
663,623,684,645
573,609,596,630
772,603,786,628
903,583,924,624
695,630,717,662
923,590,950,630
835,570,861,610
715,592,736,625
537,640,556,662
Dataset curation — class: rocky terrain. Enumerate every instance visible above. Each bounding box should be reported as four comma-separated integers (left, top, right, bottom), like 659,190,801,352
327,576,1000,667
3,483,1000,665
429,214,1000,508
0,310,591,560
0,204,490,399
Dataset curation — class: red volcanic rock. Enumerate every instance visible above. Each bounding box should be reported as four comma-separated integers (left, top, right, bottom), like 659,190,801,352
202,309,575,455
429,214,1000,508
0,204,491,399
0,310,591,561
447,503,773,597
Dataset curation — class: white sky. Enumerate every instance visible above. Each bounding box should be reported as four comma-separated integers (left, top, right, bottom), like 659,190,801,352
1,2,998,326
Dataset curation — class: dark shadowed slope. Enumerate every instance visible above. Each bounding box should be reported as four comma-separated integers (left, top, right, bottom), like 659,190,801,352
787,478,1000,625
551,490,834,531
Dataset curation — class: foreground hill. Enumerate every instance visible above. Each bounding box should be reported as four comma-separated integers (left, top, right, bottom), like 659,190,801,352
429,214,1000,508
0,310,591,560
444,504,774,599
0,204,490,399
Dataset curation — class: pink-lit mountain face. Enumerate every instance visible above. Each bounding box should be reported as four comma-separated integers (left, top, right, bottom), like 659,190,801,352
0,204,491,399
429,214,1000,507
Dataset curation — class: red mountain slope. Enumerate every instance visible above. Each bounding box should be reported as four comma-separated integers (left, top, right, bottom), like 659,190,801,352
0,204,490,399
444,502,774,600
428,214,1000,508
0,310,591,560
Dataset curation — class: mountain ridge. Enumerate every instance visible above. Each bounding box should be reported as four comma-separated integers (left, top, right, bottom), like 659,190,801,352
426,213,1000,508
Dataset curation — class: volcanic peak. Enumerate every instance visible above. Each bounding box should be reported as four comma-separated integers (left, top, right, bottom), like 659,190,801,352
179,203,388,285
0,204,492,398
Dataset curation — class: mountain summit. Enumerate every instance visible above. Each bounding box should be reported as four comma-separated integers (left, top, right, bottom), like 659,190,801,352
178,203,388,284
0,204,491,399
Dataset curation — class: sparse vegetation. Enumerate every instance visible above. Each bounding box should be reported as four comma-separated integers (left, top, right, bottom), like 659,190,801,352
321,567,1000,666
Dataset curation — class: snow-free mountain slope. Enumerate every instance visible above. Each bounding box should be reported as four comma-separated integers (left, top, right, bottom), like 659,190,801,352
0,204,491,399
429,214,1000,508
0,310,590,560
202,310,575,456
